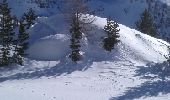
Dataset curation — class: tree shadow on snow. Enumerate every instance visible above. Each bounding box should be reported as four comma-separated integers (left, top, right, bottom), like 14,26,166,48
0,59,92,82
110,61,170,100
0,53,119,83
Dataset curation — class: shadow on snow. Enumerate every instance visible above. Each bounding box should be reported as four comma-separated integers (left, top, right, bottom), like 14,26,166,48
0,59,92,82
110,61,170,100
0,52,119,83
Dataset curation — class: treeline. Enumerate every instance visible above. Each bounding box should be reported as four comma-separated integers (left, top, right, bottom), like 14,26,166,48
0,0,37,67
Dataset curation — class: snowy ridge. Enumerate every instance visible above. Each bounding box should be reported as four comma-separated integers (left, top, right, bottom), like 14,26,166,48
87,16,169,65
0,0,170,100
26,15,170,65
0,16,169,100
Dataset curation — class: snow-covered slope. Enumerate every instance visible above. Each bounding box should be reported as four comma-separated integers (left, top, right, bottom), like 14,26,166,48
0,15,169,100
0,0,170,100
4,0,168,63
6,0,170,43
91,0,147,27
90,16,169,65
26,15,169,65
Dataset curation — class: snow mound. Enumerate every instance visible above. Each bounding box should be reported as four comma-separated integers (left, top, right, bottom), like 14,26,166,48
88,16,169,65
28,34,70,61
26,15,170,65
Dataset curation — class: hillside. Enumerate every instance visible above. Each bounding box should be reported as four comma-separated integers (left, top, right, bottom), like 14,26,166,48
0,0,170,100
0,15,169,100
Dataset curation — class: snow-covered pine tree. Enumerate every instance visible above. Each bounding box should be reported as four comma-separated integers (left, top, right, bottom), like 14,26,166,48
0,47,10,66
0,0,15,66
136,9,157,37
22,8,37,29
103,17,120,52
69,15,82,62
12,45,23,65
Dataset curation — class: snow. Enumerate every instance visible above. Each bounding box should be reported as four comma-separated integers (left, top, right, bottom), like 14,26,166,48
28,34,70,61
0,61,145,100
90,0,147,27
0,0,170,100
0,15,169,100
90,16,169,65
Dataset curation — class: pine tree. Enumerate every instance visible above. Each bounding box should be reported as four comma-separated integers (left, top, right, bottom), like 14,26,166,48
12,21,29,65
12,8,36,66
69,15,82,62
12,8,37,65
17,21,29,56
0,0,15,66
103,17,120,52
60,0,96,62
0,47,10,66
12,45,23,65
136,9,157,37
22,8,37,29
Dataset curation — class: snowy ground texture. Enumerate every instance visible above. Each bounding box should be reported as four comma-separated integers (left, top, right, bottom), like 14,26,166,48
0,16,169,100
0,0,170,100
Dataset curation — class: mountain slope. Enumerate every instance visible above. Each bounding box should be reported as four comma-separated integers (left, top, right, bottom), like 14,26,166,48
26,15,169,65
0,1,170,100
0,15,169,100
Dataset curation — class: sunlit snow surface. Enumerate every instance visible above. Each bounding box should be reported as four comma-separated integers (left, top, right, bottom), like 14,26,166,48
0,15,169,100
0,0,170,100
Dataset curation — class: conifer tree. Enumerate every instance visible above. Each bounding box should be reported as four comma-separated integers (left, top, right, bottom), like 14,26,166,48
13,9,37,65
12,45,23,65
17,21,29,56
22,8,37,29
0,47,10,66
69,16,82,62
12,21,29,65
0,0,15,66
103,17,120,52
59,0,97,62
136,9,157,37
